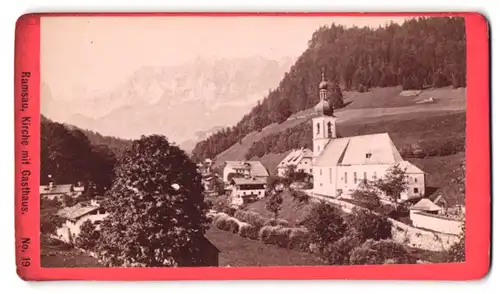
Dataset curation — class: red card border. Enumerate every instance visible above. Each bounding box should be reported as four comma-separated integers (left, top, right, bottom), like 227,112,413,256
14,12,490,281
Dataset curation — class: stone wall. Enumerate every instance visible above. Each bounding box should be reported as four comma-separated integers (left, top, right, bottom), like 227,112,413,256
311,193,460,252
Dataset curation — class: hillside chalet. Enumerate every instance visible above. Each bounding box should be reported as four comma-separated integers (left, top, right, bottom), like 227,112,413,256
229,177,267,207
40,182,85,201
277,148,313,177
222,160,269,183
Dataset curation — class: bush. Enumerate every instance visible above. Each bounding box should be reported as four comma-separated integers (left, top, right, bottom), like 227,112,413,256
324,234,362,265
288,227,311,251
349,239,417,265
346,208,393,242
214,215,231,231
227,218,240,234
259,226,291,248
291,189,310,204
351,189,381,210
74,220,100,251
303,202,348,254
234,210,267,228
239,224,260,240
263,218,290,227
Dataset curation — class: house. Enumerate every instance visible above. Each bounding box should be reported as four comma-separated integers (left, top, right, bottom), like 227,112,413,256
311,71,425,201
277,148,313,177
40,182,85,201
222,160,269,183
229,177,267,207
55,201,108,244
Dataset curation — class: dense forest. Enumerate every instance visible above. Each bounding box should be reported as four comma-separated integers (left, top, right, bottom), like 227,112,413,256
41,115,132,193
192,17,466,161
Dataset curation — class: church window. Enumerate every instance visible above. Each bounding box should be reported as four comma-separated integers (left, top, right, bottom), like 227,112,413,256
329,168,332,183
327,122,332,137
363,172,367,180
344,172,347,184
316,123,320,135
366,153,372,159
415,177,418,183
320,169,322,176
414,188,419,194
354,172,357,183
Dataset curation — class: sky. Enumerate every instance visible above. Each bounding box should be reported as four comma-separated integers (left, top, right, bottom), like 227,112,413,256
41,15,408,100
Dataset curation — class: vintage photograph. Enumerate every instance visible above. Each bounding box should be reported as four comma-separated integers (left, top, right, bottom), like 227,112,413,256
39,15,466,268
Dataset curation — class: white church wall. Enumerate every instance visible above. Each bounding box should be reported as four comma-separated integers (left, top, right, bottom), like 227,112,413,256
335,164,391,197
313,166,337,196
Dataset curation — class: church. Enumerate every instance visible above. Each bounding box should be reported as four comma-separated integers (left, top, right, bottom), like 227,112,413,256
311,72,425,202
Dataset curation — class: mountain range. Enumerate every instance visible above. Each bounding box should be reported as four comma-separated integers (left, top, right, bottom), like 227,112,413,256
41,56,294,152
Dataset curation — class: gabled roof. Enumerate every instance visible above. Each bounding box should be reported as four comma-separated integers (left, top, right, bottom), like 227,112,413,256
57,203,101,221
410,198,443,212
398,161,425,174
231,177,267,186
278,148,313,168
225,161,269,177
39,184,74,195
315,133,403,167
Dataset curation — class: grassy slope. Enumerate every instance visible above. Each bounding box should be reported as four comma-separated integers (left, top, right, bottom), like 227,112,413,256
213,86,465,204
245,191,316,225
205,226,323,267
41,239,103,268
410,152,465,205
214,86,465,169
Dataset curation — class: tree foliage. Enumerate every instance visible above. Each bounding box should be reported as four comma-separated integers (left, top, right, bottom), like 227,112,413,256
265,192,284,219
349,239,417,265
346,208,392,242
74,220,100,251
192,17,466,161
374,164,409,202
40,207,64,237
304,202,347,254
97,135,210,267
41,115,119,193
446,223,465,262
351,189,382,210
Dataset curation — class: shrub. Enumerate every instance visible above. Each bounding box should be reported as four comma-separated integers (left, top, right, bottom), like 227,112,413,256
324,234,362,265
346,208,393,242
351,189,381,210
258,226,291,248
74,220,100,251
349,239,417,265
227,218,240,234
234,210,267,228
288,227,311,251
303,202,348,254
263,218,290,227
291,189,310,204
214,215,231,231
239,223,260,240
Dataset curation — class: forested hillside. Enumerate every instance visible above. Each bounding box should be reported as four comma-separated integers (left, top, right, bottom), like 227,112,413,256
41,115,132,193
192,17,466,161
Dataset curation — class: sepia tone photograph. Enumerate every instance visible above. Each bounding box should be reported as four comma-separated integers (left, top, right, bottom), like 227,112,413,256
39,15,466,268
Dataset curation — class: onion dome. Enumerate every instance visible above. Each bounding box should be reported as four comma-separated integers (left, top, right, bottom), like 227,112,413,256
319,70,328,90
314,99,333,116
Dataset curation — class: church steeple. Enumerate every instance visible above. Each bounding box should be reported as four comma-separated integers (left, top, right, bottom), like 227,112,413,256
312,69,337,159
314,68,334,116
